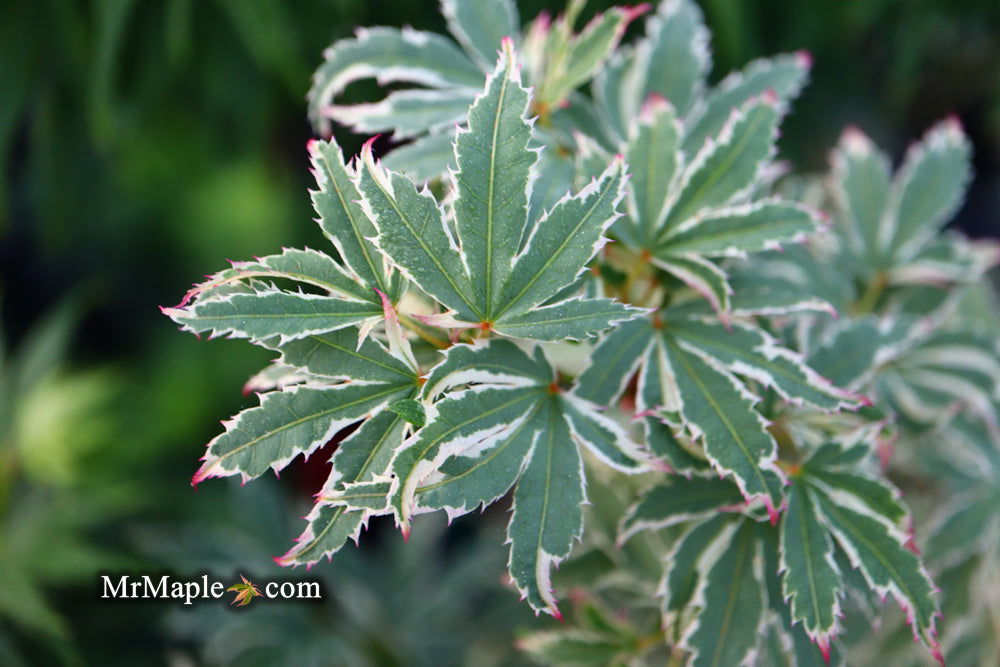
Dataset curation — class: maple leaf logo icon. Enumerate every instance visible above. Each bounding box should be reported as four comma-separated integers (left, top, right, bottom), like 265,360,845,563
227,575,262,607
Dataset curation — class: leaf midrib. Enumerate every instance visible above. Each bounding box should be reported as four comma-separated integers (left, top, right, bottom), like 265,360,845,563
215,383,409,470
417,402,541,494
709,524,753,667
368,169,482,320
668,325,828,401
483,57,513,320
820,496,933,631
301,335,415,381
666,339,772,500
664,107,769,239
316,150,389,295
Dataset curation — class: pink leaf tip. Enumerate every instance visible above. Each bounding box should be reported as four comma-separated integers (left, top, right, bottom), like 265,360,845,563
817,637,831,664
361,134,382,157
622,3,652,25
795,50,813,69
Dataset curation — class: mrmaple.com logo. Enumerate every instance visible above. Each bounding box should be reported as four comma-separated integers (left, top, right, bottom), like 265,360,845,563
99,573,322,606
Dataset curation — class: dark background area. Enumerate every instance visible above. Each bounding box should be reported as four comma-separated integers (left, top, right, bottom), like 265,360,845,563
0,1,997,664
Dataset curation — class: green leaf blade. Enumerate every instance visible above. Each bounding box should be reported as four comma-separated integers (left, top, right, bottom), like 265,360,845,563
163,290,382,344
493,297,645,341
780,484,843,654
660,200,819,258
683,521,766,667
275,329,416,384
277,412,407,566
619,477,744,545
831,127,893,265
453,39,535,319
664,338,783,510
307,26,482,134
357,145,480,321
662,97,781,235
631,0,710,116
497,157,627,318
814,492,941,658
416,401,542,520
624,97,682,246
666,317,857,411
441,0,520,70
888,118,972,260
508,398,585,616
574,317,655,406
683,52,809,153
388,385,541,532
193,382,411,485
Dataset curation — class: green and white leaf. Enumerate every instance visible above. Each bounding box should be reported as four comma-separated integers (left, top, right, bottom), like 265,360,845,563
619,476,744,545
817,494,940,657
326,88,478,139
660,97,781,236
441,0,520,70
273,329,416,385
681,520,768,667
163,289,382,345
277,411,409,566
192,381,412,485
683,52,809,153
307,26,482,134
357,142,479,322
884,118,971,262
496,157,628,320
416,401,541,522
574,317,655,406
309,138,403,299
652,253,732,319
620,96,682,246
663,338,784,510
179,247,374,307
451,39,536,320
780,484,843,654
665,316,858,411
659,515,737,634
830,127,892,265
629,0,710,117
532,4,639,109
492,297,646,341
383,131,458,183
659,200,818,259
506,397,586,616
387,384,542,532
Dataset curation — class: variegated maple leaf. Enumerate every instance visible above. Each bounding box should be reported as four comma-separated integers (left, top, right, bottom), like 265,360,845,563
355,38,645,340
575,310,860,514
320,340,655,617
621,441,941,665
164,40,644,584
309,0,646,181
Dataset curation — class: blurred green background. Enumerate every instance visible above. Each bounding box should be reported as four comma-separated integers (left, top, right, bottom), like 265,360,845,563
1,0,997,664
